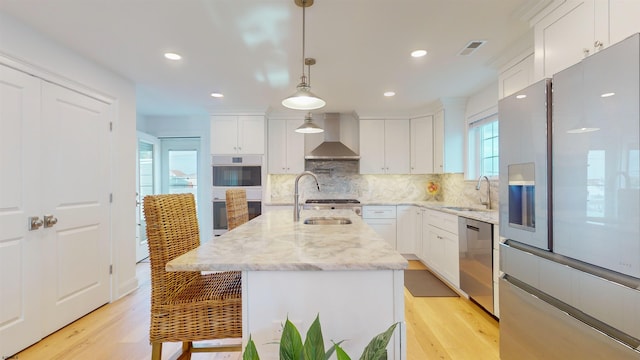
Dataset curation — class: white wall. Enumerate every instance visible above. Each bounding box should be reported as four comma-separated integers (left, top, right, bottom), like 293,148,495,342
0,12,138,300
137,115,213,241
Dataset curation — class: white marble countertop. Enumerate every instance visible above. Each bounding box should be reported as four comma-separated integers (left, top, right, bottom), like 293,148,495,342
166,209,408,272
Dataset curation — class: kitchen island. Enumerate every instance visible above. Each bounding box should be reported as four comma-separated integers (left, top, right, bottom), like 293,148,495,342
167,209,408,359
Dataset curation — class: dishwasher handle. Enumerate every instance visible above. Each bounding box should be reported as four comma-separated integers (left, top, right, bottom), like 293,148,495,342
466,224,480,232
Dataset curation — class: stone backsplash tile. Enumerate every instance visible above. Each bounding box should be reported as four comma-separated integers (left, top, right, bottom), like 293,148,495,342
267,167,499,209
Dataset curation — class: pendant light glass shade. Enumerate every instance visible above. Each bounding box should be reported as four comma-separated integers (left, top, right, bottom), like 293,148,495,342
282,0,326,110
295,112,324,133
282,80,326,110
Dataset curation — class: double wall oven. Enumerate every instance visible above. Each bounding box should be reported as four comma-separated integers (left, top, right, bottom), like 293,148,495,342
212,155,263,236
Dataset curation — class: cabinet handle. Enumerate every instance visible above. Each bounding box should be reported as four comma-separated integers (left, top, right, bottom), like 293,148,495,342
594,40,603,51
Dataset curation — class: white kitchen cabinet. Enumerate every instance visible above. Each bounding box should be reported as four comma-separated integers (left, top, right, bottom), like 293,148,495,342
533,0,640,80
421,208,460,288
267,119,305,174
396,205,422,257
498,52,534,99
359,119,410,174
363,205,397,248
409,115,434,174
211,115,265,154
433,99,465,174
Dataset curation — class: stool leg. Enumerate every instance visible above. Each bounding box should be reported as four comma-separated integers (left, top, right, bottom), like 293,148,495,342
181,342,193,359
151,342,162,360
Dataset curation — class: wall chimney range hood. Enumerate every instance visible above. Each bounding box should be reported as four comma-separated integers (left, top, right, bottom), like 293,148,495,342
305,113,360,160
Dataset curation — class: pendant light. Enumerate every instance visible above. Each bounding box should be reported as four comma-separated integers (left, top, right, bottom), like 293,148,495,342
295,112,324,133
282,0,326,110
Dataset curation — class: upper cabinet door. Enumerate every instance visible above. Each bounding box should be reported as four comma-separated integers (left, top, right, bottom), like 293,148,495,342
384,120,410,174
211,115,265,154
267,119,304,174
238,115,265,154
267,119,287,173
433,110,445,173
285,120,305,174
359,119,386,174
609,0,640,46
534,0,595,79
211,116,239,154
410,116,434,174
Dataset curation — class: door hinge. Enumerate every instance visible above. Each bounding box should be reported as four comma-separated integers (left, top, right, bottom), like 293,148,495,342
110,193,113,203
109,122,113,131
109,264,113,274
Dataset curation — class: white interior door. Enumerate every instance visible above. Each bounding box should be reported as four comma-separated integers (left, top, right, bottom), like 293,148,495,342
0,64,43,358
39,82,112,335
136,132,159,262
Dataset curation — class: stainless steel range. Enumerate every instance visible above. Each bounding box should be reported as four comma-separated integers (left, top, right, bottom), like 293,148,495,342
303,199,362,217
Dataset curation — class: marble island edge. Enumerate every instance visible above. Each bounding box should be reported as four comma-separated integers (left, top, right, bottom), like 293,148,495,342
166,209,408,272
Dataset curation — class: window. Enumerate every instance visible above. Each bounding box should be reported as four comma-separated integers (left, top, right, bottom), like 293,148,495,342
467,114,499,179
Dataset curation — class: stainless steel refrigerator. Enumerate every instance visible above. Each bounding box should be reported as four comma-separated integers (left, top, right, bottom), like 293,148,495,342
498,34,640,359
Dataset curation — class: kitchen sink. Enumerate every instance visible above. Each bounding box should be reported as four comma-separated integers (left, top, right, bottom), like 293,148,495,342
442,206,488,212
303,217,352,225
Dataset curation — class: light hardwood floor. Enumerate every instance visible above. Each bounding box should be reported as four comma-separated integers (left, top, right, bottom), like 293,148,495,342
13,261,499,360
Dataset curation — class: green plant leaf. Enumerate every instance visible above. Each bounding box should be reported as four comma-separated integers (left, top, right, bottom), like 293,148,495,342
280,318,303,360
243,335,260,360
359,323,398,360
333,342,351,360
303,314,325,360
324,340,344,360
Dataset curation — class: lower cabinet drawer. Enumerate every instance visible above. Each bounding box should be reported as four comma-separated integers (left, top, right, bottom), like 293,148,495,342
363,205,396,219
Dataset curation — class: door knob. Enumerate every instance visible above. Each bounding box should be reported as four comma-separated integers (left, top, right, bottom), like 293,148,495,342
44,215,58,228
29,216,43,231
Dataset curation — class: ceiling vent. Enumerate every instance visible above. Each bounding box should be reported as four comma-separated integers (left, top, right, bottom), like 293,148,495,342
458,40,486,56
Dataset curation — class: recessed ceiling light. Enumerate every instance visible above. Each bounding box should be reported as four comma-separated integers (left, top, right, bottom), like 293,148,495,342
411,50,427,58
600,92,615,98
516,94,527,99
164,52,182,60
211,92,224,98
384,91,396,97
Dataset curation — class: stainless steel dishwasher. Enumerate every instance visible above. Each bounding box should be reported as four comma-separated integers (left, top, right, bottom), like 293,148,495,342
458,217,494,314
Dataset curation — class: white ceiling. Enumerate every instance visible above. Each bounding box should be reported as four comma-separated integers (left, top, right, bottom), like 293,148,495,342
0,0,550,118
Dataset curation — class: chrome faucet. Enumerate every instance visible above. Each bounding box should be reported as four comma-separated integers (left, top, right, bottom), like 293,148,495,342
294,171,320,221
476,175,491,209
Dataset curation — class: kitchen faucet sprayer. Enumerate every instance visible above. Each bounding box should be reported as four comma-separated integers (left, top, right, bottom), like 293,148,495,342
294,171,320,221
476,175,491,209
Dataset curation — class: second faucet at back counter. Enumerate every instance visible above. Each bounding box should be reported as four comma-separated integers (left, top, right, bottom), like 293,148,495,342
476,175,491,209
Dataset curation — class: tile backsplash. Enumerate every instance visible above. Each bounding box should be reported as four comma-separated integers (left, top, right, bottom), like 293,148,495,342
267,163,499,209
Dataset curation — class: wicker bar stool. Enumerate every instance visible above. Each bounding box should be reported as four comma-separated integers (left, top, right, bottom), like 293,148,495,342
143,193,242,360
225,189,249,230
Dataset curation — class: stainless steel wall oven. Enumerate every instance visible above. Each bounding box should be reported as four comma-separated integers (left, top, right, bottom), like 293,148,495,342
212,155,263,236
